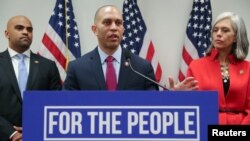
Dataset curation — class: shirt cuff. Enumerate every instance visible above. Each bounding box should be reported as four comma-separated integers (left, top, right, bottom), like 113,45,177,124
9,131,18,139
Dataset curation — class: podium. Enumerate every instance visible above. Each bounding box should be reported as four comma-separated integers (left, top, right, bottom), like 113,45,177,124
23,91,218,141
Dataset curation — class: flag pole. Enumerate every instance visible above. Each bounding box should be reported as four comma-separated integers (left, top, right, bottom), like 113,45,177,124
64,0,69,70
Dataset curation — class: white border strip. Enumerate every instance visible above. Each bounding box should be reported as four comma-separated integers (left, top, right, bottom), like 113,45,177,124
44,106,200,141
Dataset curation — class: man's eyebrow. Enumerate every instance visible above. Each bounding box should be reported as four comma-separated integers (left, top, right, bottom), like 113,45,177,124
14,24,24,28
14,25,33,31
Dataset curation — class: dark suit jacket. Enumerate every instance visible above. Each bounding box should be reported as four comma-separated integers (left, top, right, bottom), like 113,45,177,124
64,47,159,90
0,50,62,140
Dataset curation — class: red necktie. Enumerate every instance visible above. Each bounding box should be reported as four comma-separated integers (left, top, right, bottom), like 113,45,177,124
105,56,117,90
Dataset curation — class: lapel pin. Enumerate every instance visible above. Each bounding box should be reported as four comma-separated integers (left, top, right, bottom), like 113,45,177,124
239,70,244,74
34,60,39,64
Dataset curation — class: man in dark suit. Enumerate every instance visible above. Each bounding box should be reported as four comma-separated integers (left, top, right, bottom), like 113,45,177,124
64,47,157,90
64,5,198,91
0,15,62,141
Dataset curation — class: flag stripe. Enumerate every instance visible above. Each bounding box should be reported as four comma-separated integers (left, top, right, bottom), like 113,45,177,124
42,34,67,69
38,0,81,81
182,46,193,66
178,0,212,81
155,62,162,83
44,25,67,54
178,70,185,82
146,42,154,61
43,24,77,61
121,0,163,87
39,44,67,81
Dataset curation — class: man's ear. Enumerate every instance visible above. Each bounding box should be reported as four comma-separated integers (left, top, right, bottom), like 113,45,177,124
91,25,97,35
5,30,10,39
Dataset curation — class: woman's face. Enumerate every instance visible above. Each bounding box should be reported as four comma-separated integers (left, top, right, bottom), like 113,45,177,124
212,18,236,52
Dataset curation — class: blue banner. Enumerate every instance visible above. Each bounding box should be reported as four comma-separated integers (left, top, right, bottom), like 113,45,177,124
23,91,218,141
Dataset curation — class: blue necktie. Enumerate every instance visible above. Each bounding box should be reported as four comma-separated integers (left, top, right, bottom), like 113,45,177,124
17,54,28,98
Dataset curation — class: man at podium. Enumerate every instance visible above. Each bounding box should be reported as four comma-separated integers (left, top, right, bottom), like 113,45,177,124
63,5,198,91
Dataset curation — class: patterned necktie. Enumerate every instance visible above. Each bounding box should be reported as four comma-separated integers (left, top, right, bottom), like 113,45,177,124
105,56,117,90
17,54,28,98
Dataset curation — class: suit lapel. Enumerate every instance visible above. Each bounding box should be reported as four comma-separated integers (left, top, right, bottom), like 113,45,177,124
117,50,130,90
0,50,22,100
90,48,106,90
26,52,40,89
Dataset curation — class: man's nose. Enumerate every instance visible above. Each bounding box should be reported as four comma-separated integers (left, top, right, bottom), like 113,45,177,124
110,22,118,30
22,28,30,34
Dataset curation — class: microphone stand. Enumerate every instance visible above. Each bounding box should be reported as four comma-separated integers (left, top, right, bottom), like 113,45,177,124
126,58,168,90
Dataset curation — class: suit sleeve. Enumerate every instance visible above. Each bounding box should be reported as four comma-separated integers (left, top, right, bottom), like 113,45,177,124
0,116,16,141
63,61,80,90
145,62,159,90
48,61,62,90
241,70,250,124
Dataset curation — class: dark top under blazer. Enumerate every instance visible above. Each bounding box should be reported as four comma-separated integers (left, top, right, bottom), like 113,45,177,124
0,50,62,140
63,47,159,90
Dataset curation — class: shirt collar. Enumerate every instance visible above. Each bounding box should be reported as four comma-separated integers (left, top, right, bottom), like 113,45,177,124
98,46,122,64
8,47,31,58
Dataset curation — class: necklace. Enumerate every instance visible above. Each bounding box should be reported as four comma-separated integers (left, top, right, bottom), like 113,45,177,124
220,64,229,83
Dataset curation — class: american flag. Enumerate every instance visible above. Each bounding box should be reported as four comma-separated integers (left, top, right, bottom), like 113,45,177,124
178,0,212,81
121,0,163,86
38,0,81,81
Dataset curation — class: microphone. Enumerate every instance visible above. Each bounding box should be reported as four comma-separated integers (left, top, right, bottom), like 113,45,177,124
124,50,168,90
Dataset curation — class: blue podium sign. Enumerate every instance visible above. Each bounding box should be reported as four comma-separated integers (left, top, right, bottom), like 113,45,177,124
23,91,218,141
